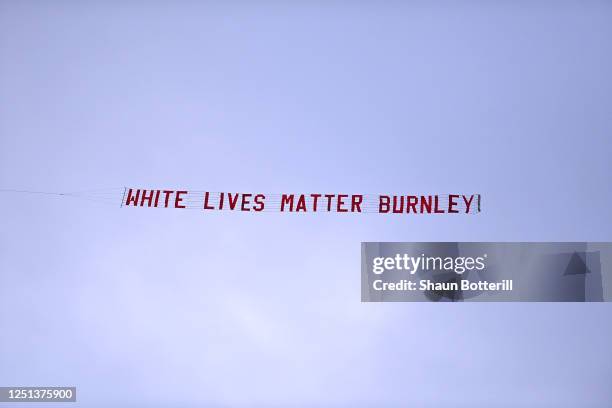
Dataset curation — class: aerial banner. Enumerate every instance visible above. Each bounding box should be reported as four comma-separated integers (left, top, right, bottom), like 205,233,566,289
120,188,481,214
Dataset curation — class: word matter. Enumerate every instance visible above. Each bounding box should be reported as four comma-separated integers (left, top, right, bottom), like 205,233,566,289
122,188,482,215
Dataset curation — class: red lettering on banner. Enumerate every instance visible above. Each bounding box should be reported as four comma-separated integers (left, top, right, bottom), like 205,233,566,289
434,196,444,213
203,192,214,210
407,196,418,213
448,194,459,213
351,195,363,212
296,195,307,212
125,189,140,206
175,191,187,208
241,194,252,211
163,191,174,208
141,190,154,207
463,195,474,213
120,188,481,214
253,194,265,211
325,194,334,211
337,194,347,212
379,195,390,213
281,194,294,211
420,196,432,213
392,196,404,213
311,194,320,211
227,193,239,210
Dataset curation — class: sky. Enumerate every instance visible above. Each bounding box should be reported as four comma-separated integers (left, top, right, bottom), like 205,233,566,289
1,1,611,407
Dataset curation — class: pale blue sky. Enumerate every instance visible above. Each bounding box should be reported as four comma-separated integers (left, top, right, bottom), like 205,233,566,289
1,1,611,406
